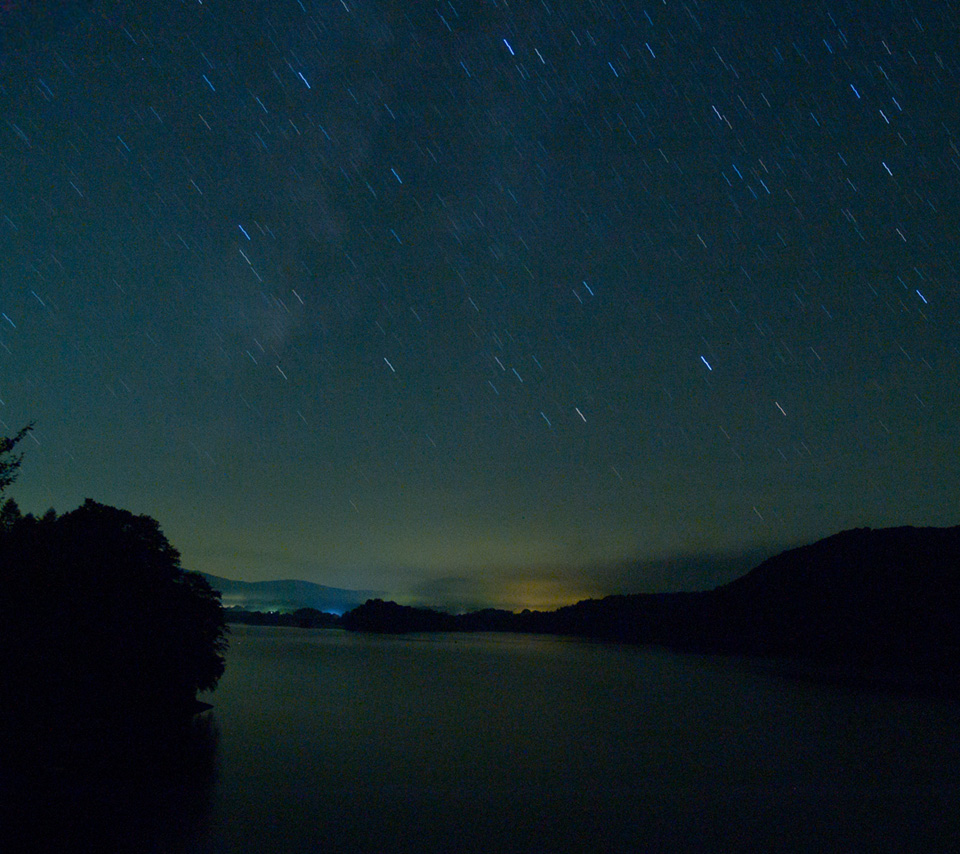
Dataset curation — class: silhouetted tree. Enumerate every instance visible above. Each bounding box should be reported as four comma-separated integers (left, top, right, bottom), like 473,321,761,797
341,598,459,633
0,422,32,496
0,492,228,769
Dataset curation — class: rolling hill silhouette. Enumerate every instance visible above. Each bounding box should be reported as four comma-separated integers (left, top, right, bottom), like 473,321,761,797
527,525,960,659
342,525,960,690
198,573,379,615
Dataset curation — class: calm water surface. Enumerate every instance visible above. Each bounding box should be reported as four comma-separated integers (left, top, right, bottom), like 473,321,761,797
187,625,960,853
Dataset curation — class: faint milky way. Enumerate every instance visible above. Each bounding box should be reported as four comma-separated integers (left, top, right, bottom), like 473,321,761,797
1,1,958,610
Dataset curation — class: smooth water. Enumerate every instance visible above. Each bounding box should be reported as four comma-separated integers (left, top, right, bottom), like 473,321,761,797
25,625,956,852
180,625,960,853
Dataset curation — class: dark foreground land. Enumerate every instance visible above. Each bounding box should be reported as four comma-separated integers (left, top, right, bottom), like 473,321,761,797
0,499,228,777
3,517,959,851
0,497,229,850
332,525,960,696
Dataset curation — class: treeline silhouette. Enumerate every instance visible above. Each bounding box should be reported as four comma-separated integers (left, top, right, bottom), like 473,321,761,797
0,498,229,770
340,598,459,633
336,526,960,692
0,428,228,772
226,606,339,628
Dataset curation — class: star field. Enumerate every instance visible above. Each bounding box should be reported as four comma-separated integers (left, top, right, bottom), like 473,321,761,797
2,1,958,610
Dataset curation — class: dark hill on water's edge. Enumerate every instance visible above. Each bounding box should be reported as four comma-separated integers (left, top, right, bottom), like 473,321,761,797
342,525,960,691
542,526,960,660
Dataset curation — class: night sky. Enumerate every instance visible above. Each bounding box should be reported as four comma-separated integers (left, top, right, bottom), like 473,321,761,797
2,1,958,611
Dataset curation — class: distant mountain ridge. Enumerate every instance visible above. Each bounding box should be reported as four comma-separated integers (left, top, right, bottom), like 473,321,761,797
340,525,960,691
203,525,960,692
517,525,960,665
198,573,379,615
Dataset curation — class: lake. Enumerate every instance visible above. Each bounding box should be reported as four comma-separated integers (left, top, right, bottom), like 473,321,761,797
182,625,960,853
30,624,958,852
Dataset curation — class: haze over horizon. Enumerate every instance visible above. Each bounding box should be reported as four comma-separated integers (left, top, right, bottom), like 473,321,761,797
2,1,958,611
